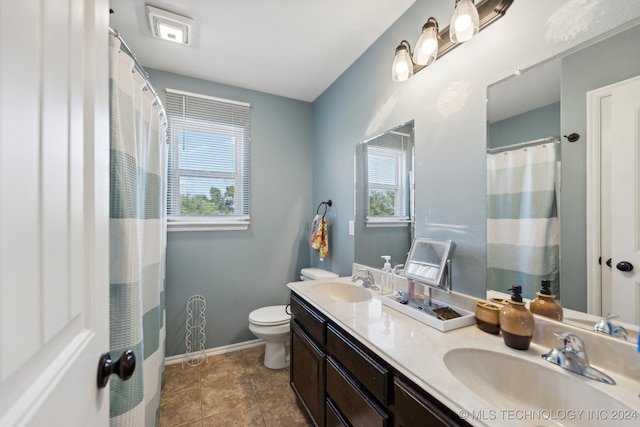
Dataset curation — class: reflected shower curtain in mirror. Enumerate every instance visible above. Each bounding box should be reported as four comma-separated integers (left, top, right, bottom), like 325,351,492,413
109,34,168,426
487,141,560,300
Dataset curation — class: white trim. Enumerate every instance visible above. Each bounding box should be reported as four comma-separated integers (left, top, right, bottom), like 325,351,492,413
167,220,250,232
586,84,606,316
165,88,250,107
164,339,264,365
365,221,411,228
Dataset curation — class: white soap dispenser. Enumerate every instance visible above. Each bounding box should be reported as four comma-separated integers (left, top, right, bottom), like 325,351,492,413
381,255,392,294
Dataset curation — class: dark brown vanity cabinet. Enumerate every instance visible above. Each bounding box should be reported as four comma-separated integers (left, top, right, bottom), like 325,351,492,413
326,357,389,426
290,293,327,427
290,291,470,427
393,377,466,427
325,324,389,426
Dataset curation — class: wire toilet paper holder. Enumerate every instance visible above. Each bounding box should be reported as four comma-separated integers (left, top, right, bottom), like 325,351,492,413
183,294,208,368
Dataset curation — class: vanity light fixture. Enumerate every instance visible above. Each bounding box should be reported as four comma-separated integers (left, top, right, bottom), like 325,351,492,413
392,41,414,82
450,0,480,43
391,0,513,82
412,18,440,66
146,5,193,45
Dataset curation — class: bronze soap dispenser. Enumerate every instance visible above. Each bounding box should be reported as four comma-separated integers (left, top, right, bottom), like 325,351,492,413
499,285,534,350
530,280,563,321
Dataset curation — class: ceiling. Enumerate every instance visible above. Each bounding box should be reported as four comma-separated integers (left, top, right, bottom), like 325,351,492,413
487,58,561,123
109,0,416,102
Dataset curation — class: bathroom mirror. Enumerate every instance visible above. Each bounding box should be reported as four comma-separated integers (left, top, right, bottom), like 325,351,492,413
486,21,640,343
354,121,415,270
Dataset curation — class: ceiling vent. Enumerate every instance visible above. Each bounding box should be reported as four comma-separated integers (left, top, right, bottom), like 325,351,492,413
146,5,193,45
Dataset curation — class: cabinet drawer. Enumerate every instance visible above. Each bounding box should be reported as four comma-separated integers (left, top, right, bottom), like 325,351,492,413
327,324,389,405
326,357,388,427
326,398,349,427
290,292,326,344
393,377,469,427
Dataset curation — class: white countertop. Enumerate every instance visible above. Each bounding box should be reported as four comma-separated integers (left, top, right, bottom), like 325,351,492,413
287,276,640,427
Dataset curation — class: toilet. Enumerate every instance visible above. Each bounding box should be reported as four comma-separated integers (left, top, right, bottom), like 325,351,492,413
248,267,339,369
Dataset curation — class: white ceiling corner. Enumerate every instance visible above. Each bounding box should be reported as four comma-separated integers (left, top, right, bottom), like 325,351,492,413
109,0,417,102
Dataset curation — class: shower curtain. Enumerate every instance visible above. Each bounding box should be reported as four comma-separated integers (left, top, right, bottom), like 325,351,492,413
109,34,168,426
486,141,560,300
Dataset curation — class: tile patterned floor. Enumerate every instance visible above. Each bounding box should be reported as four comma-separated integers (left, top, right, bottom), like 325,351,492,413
159,345,313,426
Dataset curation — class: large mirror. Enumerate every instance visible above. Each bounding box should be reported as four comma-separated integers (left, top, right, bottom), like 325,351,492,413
354,121,415,270
486,21,640,342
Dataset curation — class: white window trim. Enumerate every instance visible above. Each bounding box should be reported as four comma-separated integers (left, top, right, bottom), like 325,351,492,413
365,216,411,227
168,219,250,232
365,145,409,223
165,89,251,231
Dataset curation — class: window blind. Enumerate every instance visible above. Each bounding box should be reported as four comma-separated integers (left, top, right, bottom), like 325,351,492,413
165,89,251,228
363,131,411,223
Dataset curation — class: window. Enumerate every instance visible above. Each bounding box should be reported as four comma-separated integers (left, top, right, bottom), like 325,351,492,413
165,89,251,231
362,130,412,226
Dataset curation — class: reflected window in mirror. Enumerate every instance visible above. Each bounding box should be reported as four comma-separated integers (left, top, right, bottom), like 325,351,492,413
363,131,412,224
354,121,415,269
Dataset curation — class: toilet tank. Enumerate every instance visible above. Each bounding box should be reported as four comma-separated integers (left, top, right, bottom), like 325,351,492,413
300,268,339,281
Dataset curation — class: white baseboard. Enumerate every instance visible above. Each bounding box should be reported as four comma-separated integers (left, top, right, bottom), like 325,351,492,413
164,339,265,365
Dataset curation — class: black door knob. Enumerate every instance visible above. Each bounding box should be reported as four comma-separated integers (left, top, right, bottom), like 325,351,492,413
616,261,634,272
97,350,136,389
606,258,612,268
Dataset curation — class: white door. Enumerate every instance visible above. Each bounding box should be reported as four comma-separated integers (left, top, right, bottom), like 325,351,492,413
609,76,640,325
587,75,640,325
0,1,110,426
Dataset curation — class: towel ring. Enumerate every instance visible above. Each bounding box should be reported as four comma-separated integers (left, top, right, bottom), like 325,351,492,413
316,200,333,216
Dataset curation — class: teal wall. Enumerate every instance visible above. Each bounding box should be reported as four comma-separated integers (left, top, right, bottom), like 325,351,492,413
147,69,314,357
150,1,640,356
488,102,560,150
311,0,640,298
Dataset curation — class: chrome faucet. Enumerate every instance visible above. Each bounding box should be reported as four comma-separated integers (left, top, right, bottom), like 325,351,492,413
542,332,615,385
352,268,379,290
392,264,405,275
594,313,628,340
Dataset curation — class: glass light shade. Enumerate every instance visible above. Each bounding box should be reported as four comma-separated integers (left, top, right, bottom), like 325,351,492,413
412,19,439,66
392,43,414,82
449,0,479,43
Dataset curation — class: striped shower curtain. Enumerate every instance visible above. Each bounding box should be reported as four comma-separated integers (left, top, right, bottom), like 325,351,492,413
109,34,168,426
487,141,560,300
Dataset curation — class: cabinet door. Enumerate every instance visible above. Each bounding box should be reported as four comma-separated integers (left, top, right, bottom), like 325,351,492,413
393,377,468,427
291,320,325,427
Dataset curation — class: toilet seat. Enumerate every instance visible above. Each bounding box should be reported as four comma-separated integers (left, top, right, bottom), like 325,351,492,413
249,305,290,326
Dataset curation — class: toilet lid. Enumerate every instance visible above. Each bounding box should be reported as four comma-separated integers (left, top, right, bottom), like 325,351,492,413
300,267,339,280
249,305,291,326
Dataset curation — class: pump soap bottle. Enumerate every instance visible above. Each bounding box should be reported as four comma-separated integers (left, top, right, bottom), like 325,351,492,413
499,285,534,350
381,256,392,294
530,280,563,321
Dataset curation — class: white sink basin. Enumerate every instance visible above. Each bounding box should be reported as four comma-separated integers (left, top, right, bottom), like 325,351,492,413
444,348,634,426
311,282,372,303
